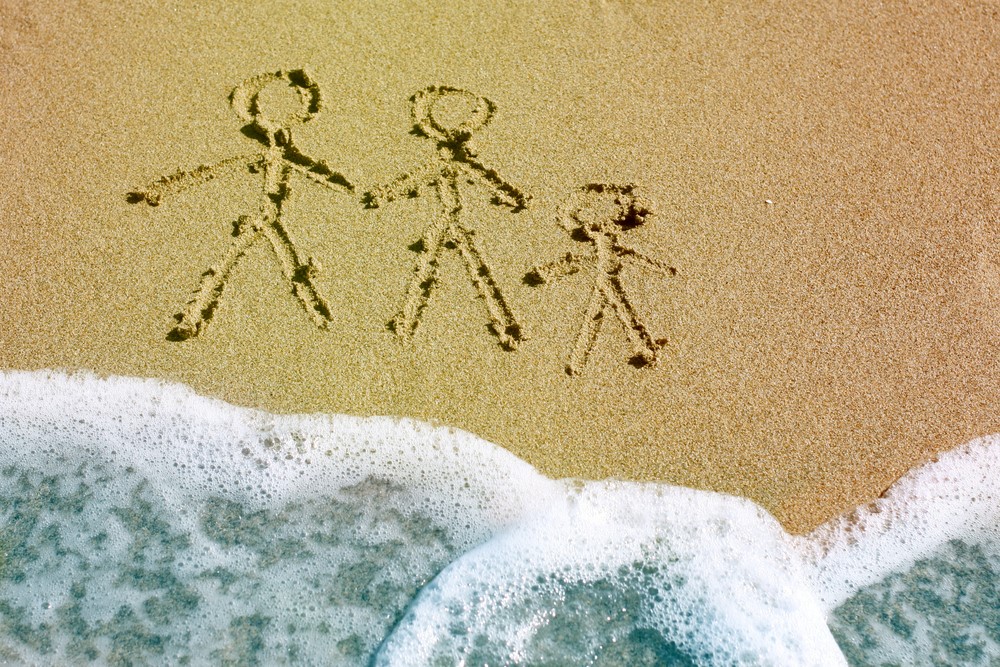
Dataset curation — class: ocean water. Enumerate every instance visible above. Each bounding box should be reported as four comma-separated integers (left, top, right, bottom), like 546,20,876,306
0,372,996,665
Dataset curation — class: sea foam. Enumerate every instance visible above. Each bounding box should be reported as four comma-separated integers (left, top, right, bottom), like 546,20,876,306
796,434,1000,665
0,370,996,665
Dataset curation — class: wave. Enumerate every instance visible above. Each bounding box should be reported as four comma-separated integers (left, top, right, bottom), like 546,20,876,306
0,371,995,665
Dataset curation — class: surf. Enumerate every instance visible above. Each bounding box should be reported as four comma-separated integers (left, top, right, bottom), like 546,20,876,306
0,371,995,665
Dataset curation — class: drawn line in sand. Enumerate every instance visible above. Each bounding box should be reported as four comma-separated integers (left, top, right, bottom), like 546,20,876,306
362,86,530,351
526,183,676,376
127,68,354,341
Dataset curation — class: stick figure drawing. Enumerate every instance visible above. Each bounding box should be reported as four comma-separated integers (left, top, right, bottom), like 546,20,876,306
526,183,676,375
362,86,530,350
128,69,354,341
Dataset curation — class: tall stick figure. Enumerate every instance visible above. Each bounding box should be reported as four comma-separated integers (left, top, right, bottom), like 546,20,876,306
362,86,530,350
526,183,676,375
128,69,354,341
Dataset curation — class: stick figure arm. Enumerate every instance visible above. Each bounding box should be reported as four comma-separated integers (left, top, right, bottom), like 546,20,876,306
361,161,440,209
283,146,354,193
126,153,262,206
524,252,591,285
613,243,677,276
460,159,530,212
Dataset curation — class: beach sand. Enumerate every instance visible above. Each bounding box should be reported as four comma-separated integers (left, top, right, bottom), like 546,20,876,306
1,0,996,533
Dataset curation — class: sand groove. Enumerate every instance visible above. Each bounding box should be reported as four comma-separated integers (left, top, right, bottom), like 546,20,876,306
127,69,353,340
527,183,675,375
363,86,529,350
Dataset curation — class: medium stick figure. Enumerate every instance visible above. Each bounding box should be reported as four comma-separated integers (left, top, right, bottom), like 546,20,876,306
526,183,676,375
128,69,354,341
362,86,530,350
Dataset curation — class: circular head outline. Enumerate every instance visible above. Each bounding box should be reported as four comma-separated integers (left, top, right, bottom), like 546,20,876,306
557,183,652,232
411,85,496,142
229,68,323,136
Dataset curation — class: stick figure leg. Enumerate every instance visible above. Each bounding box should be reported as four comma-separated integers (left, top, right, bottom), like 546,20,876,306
262,217,334,330
453,225,524,350
567,285,608,375
390,216,450,339
606,277,663,367
169,215,264,341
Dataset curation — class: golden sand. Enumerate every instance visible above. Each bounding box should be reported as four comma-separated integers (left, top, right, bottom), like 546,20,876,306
1,1,997,533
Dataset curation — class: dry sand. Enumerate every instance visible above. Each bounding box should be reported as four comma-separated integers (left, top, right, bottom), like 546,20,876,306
1,0,997,533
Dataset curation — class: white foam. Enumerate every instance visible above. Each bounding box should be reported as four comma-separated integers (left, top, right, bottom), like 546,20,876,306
2,369,997,664
797,434,1000,610
0,370,556,663
374,481,844,665
0,369,554,539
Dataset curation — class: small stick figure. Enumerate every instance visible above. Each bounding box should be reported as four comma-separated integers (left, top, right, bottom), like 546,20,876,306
128,69,354,340
362,86,530,350
526,183,676,375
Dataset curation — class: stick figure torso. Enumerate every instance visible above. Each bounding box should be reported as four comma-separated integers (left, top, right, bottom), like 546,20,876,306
128,69,353,340
527,183,676,375
363,86,530,350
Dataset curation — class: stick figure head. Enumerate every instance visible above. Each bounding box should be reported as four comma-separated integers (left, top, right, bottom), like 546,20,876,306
230,69,322,145
560,183,653,237
410,85,496,145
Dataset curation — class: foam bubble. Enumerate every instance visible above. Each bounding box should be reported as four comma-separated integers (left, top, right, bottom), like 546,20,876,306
798,435,1000,610
2,370,996,664
0,370,553,663
797,435,1000,664
373,481,844,665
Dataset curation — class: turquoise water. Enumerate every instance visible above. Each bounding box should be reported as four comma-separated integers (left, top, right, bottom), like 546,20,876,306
830,539,1000,666
0,462,458,663
0,372,996,665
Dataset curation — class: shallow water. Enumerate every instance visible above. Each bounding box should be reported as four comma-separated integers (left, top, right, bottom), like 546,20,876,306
830,539,1000,666
0,372,996,665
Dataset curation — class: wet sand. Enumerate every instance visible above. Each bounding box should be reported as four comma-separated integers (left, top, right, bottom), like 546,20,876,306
1,0,997,532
